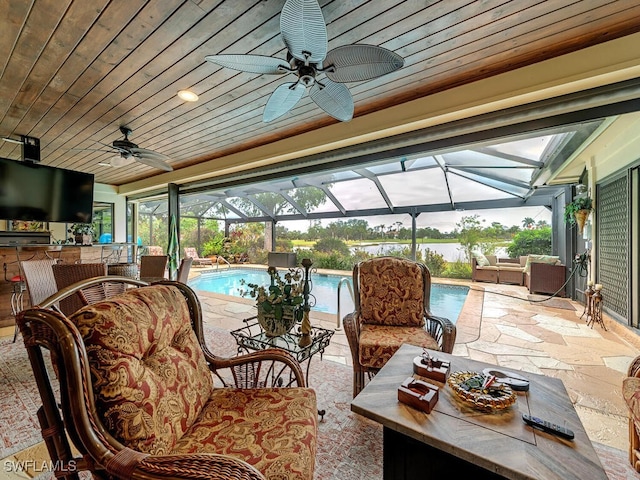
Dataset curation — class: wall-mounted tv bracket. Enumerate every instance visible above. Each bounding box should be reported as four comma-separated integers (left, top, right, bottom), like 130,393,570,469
21,135,40,163
0,135,40,163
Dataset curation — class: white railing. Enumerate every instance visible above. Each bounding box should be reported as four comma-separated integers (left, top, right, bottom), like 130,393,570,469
336,277,354,330
216,257,231,270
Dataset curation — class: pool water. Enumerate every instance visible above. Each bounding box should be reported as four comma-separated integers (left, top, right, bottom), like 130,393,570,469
189,268,469,322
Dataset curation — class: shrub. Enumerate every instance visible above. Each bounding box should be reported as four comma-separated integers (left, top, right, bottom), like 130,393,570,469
314,237,350,255
201,233,226,256
507,227,551,257
441,260,472,279
423,248,446,277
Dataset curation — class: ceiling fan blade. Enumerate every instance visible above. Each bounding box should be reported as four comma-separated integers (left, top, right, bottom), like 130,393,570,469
205,54,290,74
280,0,327,64
323,45,404,83
130,147,171,160
309,80,353,122
130,148,173,171
263,82,307,123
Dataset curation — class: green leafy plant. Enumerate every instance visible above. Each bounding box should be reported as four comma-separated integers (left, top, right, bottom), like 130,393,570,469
240,267,304,322
563,196,593,225
507,227,552,257
67,223,95,236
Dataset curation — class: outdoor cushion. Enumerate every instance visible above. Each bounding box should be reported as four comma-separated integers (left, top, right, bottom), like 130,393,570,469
172,387,318,479
358,323,439,369
524,254,561,274
358,257,425,327
71,285,215,453
474,253,490,266
499,266,524,272
476,265,499,271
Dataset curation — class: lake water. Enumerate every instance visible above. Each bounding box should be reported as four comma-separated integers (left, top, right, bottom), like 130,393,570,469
349,243,508,262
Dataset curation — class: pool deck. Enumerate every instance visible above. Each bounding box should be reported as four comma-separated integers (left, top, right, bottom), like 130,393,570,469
188,264,640,454
1,265,638,457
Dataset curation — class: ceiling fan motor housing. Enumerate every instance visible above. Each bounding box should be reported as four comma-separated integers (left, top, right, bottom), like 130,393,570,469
297,64,316,87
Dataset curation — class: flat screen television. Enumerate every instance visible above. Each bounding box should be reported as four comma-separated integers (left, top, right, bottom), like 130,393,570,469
0,157,95,223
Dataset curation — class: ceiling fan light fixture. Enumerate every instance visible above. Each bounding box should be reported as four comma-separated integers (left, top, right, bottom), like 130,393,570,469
111,154,134,168
177,90,199,102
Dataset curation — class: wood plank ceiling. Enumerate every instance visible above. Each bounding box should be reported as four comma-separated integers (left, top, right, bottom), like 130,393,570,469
1,0,640,188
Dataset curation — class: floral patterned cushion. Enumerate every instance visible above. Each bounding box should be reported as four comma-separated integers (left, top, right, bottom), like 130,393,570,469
358,257,425,327
624,377,640,423
172,387,318,480
358,323,439,369
71,285,215,453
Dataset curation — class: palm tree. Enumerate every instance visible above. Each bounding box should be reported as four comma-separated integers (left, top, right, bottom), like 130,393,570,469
522,217,535,229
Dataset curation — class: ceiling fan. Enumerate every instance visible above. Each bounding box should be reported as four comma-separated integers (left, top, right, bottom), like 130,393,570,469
205,0,404,123
90,126,173,172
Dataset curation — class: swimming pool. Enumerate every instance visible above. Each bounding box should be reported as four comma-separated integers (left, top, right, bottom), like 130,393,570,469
189,268,469,322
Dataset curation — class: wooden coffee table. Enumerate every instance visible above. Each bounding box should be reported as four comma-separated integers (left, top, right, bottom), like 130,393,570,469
351,344,608,480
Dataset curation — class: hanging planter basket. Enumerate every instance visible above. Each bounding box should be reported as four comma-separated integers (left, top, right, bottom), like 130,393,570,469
574,209,590,235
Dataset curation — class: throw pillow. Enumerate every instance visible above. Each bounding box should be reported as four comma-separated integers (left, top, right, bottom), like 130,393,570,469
474,253,490,267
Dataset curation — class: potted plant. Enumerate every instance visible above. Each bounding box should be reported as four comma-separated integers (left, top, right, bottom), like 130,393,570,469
564,196,593,234
68,223,95,245
240,267,304,337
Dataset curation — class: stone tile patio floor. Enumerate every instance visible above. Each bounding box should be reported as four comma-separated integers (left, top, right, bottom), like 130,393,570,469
1,274,638,477
197,277,640,453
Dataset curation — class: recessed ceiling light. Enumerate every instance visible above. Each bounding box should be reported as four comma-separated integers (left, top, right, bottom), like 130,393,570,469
178,90,199,102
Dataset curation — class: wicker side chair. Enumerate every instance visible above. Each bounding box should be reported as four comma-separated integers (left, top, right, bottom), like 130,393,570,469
17,278,317,480
139,254,168,282
343,256,457,397
52,262,108,315
21,258,59,309
177,257,193,283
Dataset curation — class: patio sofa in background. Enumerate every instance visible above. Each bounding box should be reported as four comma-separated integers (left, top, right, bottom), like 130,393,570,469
472,254,566,294
472,254,526,285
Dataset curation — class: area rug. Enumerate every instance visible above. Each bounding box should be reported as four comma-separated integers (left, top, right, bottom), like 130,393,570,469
1,328,637,480
0,336,57,459
528,294,577,311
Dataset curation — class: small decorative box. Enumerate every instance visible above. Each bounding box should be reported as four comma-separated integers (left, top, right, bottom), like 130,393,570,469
413,352,451,383
398,377,439,413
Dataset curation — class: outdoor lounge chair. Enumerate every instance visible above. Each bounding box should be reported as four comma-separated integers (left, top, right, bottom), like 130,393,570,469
184,247,213,267
343,256,457,397
17,278,318,480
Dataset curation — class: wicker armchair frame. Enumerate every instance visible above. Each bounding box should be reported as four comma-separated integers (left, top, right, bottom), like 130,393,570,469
525,262,567,296
627,356,640,472
342,257,457,397
17,277,308,480
52,262,108,315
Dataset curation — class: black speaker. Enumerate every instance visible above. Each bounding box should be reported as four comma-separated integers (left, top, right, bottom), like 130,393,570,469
21,135,40,163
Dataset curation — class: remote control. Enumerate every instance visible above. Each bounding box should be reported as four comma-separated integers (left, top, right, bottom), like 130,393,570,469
522,414,574,440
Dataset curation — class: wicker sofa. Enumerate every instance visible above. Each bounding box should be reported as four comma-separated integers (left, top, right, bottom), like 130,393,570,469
471,254,526,285
472,254,566,293
17,279,318,480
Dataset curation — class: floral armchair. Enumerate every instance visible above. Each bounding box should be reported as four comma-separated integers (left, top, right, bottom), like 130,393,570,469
17,277,317,480
343,256,457,397
623,354,640,472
